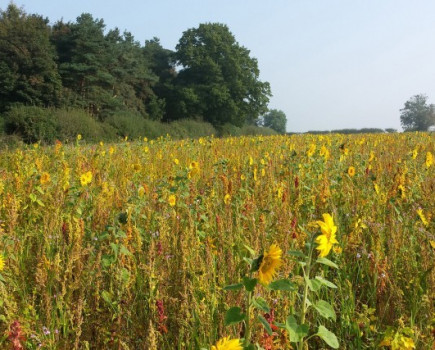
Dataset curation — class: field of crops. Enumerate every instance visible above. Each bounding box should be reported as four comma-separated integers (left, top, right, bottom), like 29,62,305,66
0,133,434,349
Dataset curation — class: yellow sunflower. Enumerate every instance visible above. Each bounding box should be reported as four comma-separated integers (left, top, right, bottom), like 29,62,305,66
315,213,338,257
211,336,243,350
168,194,176,207
258,244,282,285
347,166,356,177
0,254,4,271
80,171,92,186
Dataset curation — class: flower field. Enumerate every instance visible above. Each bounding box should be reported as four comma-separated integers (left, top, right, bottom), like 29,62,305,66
0,133,434,349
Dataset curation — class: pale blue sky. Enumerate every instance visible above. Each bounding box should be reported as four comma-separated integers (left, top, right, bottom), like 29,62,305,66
8,0,435,132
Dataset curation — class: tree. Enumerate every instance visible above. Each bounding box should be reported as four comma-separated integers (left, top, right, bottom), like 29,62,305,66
174,23,271,127
400,94,435,131
0,3,61,111
261,109,287,133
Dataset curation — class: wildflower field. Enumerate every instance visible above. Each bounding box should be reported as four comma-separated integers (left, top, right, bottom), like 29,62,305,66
0,133,434,349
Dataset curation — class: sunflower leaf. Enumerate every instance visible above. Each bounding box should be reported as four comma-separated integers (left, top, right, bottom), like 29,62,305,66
250,254,264,272
316,257,339,269
224,307,246,326
242,276,257,292
315,276,337,289
252,297,270,312
313,300,336,321
285,315,309,343
258,315,273,335
223,283,244,291
269,279,297,291
288,250,306,258
316,325,339,348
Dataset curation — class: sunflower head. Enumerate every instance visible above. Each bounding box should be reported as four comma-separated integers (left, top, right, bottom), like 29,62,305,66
211,336,243,350
258,244,282,285
315,213,338,257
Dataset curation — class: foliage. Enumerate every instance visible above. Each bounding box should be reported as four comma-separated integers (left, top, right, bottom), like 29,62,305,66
0,133,433,349
174,23,271,127
55,108,117,142
4,105,58,143
400,94,435,131
0,4,61,112
260,109,287,134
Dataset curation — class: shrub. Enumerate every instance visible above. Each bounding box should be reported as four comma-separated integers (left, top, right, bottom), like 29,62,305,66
55,109,117,142
240,125,277,136
105,112,150,140
216,123,242,137
4,105,58,144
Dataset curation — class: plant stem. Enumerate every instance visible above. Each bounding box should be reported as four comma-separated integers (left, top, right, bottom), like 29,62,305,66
245,289,252,347
298,242,314,350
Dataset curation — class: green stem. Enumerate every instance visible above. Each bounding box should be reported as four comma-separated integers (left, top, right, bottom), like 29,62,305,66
244,272,253,347
298,242,314,350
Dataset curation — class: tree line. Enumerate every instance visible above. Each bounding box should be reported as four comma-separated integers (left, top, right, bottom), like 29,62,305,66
0,3,289,143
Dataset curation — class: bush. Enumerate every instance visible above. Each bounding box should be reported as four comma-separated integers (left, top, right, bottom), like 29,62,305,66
170,119,216,138
105,112,150,140
55,109,117,142
0,134,24,150
240,125,277,136
4,105,58,144
216,123,242,137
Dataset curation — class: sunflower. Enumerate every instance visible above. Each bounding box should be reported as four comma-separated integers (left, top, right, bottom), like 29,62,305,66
224,193,231,205
80,171,92,186
258,244,282,285
426,152,433,168
0,254,4,271
347,166,356,177
168,195,176,207
211,336,243,350
315,213,338,257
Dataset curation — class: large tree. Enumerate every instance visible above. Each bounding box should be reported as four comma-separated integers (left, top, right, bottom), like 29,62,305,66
400,94,435,131
174,23,271,126
261,109,287,133
0,4,61,111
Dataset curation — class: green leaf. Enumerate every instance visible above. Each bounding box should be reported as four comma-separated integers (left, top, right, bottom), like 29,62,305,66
119,245,132,256
29,193,37,202
244,244,256,256
252,297,270,312
316,257,339,269
313,300,336,321
250,254,264,272
224,307,246,326
101,290,114,307
316,325,339,348
223,283,244,291
315,276,337,289
288,250,306,258
242,276,258,292
269,279,297,291
307,278,322,292
285,315,309,343
257,315,272,335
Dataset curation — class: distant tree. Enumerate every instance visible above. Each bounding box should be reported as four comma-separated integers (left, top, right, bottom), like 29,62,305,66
174,23,271,127
400,94,435,131
51,14,115,117
261,109,287,133
0,3,61,111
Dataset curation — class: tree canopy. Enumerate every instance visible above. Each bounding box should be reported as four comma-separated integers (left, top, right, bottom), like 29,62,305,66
0,4,61,111
400,94,435,131
260,109,287,134
0,4,275,132
174,23,271,127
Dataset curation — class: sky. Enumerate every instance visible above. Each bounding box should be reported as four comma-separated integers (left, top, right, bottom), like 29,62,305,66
7,0,435,132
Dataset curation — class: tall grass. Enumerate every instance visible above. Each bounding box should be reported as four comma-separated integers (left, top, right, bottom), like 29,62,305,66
0,133,433,349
